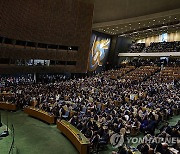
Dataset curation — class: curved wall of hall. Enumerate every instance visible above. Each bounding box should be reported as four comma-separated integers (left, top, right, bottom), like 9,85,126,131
0,0,94,73
137,31,180,46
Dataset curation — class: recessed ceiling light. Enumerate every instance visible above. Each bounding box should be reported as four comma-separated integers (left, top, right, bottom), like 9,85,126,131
175,17,177,20
153,19,155,22
116,26,119,28
103,30,106,31
164,19,166,21
112,29,115,31
139,23,141,25
107,27,109,29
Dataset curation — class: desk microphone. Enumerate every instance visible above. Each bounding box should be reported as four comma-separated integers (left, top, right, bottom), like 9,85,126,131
77,134,82,140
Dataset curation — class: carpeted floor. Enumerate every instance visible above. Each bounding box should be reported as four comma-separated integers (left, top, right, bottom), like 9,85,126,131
0,123,13,154
0,110,179,154
0,110,78,154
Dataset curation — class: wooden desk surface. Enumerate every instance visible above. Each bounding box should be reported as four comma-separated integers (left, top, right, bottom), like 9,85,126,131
24,107,55,124
0,102,17,111
57,120,90,154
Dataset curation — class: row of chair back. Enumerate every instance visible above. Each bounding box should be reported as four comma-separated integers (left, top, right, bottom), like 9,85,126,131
159,67,180,82
109,66,135,80
121,66,160,82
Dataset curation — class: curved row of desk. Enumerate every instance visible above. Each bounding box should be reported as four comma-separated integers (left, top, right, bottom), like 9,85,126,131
0,104,90,154
0,102,17,111
24,107,55,124
23,107,90,154
57,120,90,154
0,93,17,111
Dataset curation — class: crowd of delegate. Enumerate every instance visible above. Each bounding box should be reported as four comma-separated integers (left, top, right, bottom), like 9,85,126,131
144,41,180,53
128,41,180,53
113,120,180,154
0,60,179,153
128,43,145,53
0,75,34,87
136,120,180,154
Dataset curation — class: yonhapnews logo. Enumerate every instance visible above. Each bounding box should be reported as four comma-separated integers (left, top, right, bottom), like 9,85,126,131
110,133,124,148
